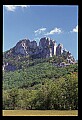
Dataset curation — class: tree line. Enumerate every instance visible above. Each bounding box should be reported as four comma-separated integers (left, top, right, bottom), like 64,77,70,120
3,72,78,110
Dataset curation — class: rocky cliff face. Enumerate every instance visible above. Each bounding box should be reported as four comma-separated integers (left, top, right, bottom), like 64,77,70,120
39,37,56,58
3,37,75,71
14,39,38,56
4,37,57,59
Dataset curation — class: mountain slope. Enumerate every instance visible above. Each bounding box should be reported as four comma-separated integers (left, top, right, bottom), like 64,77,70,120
3,57,78,90
3,37,75,71
3,59,78,110
3,37,78,110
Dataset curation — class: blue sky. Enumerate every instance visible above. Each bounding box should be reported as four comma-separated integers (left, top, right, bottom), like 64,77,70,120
3,5,78,60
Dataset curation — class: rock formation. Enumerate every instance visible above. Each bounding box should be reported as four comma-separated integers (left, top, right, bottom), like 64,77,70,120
3,37,75,71
56,43,63,56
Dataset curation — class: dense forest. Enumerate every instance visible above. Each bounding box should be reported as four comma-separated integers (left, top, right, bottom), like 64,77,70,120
3,55,78,110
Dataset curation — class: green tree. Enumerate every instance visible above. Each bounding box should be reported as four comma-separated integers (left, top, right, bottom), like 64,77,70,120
8,88,19,109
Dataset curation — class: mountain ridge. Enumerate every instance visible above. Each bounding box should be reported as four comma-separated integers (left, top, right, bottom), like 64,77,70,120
3,38,78,110
3,37,76,71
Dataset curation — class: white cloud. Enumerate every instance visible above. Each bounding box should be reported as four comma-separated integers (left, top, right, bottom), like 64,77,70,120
71,25,78,33
45,27,62,35
4,5,30,11
34,27,46,36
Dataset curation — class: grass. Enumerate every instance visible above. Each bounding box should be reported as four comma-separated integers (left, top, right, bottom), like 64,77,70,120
3,110,78,116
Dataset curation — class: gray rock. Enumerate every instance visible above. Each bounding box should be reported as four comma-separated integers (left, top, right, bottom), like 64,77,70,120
3,37,75,71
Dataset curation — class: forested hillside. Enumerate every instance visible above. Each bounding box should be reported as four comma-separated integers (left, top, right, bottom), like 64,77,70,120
3,56,78,110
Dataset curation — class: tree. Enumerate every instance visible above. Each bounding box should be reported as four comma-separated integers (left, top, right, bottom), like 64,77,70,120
62,73,78,109
8,88,19,109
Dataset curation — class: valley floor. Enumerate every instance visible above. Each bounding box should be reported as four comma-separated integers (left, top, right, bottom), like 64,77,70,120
3,110,78,116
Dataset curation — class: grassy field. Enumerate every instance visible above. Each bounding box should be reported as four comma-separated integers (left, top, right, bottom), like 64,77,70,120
3,110,78,116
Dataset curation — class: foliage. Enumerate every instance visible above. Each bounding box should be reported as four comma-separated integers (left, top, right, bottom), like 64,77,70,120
3,56,78,110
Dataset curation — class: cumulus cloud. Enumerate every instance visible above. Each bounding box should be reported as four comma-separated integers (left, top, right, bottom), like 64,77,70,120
45,27,62,35
34,27,46,36
71,25,78,33
4,5,30,11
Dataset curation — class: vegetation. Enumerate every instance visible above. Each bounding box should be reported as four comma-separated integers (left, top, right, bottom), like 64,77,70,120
3,55,78,110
